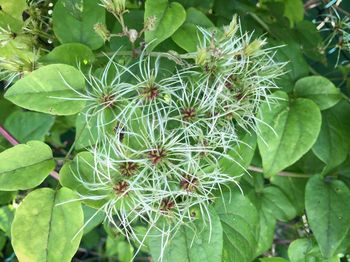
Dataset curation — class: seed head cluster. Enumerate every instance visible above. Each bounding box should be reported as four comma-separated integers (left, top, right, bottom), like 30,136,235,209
65,16,283,259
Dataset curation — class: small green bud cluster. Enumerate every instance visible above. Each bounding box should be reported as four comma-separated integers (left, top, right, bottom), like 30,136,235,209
0,1,52,85
100,0,126,15
94,23,111,42
66,16,284,259
98,0,156,45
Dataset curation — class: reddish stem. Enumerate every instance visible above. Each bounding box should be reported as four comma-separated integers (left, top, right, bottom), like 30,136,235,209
0,125,19,145
0,125,59,180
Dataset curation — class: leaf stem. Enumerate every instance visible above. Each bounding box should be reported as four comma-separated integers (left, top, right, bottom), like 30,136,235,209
0,125,59,180
0,125,19,146
248,165,310,178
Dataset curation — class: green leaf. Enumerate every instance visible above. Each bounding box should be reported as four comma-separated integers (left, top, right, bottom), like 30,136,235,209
260,0,304,26
305,175,350,258
75,111,99,150
176,0,213,13
215,192,258,262
271,176,307,215
256,211,276,256
273,42,309,92
292,150,325,175
149,207,223,262
0,93,16,124
0,191,17,205
106,236,134,262
288,238,320,262
0,0,27,21
5,64,86,115
312,101,350,172
4,111,55,143
53,0,105,50
40,43,95,67
75,108,117,150
294,21,326,62
144,0,186,50
257,91,322,177
59,151,108,208
283,0,304,26
294,76,341,110
11,187,84,262
248,192,276,256
0,0,27,31
82,205,104,235
0,231,6,251
288,238,340,262
0,205,14,236
219,133,257,177
248,184,296,256
172,7,214,52
260,186,297,221
0,141,55,191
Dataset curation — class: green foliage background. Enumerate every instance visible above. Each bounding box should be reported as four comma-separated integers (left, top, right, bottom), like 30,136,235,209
1,0,350,261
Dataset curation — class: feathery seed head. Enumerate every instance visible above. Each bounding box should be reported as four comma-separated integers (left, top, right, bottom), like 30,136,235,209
57,16,284,261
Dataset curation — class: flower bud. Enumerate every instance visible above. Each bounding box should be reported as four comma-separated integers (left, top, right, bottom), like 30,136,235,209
127,29,138,43
100,0,125,14
224,14,238,38
112,0,126,14
195,48,209,66
244,39,266,56
94,23,111,42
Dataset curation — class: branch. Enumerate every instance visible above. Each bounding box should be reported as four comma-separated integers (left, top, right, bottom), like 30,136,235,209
0,125,59,180
248,165,310,178
0,126,19,146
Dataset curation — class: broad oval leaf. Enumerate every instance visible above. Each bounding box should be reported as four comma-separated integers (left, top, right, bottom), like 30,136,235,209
260,186,297,221
40,43,95,66
0,205,14,237
248,192,276,256
219,133,257,177
283,0,304,26
11,187,84,262
294,21,326,62
257,91,321,177
145,0,186,50
52,0,105,50
0,141,55,191
294,76,341,110
0,0,27,31
5,64,86,115
75,108,117,150
305,175,350,259
288,238,321,262
215,192,258,262
312,101,350,172
59,151,109,208
4,111,55,143
149,207,223,262
172,7,214,52
273,42,309,92
271,175,307,215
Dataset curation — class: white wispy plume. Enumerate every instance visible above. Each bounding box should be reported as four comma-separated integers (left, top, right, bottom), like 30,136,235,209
58,14,284,261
